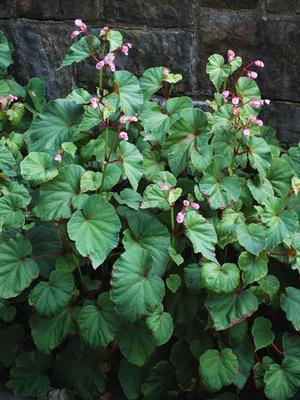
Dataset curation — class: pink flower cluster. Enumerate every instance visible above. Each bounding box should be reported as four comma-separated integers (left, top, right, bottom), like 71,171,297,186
91,97,99,109
71,19,88,39
176,200,200,224
119,131,128,141
0,94,18,108
120,115,138,124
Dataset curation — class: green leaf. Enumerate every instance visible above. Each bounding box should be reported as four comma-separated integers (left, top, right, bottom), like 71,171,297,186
247,177,274,204
34,164,86,221
0,324,24,367
236,77,261,102
123,211,170,276
168,247,184,266
59,35,100,68
268,158,293,199
261,197,298,248
213,104,234,135
28,100,83,152
78,292,119,349
281,287,300,331
199,167,241,210
27,77,46,112
191,144,213,172
66,88,92,104
206,289,258,330
21,152,58,184
0,146,17,177
117,320,156,366
264,358,300,400
114,188,142,210
184,263,202,294
80,171,102,192
0,193,24,228
7,351,52,397
114,70,143,115
0,299,16,322
78,106,100,131
107,30,123,52
163,73,182,84
247,136,272,178
232,336,255,390
30,311,74,353
166,274,181,293
170,340,197,390
199,348,238,392
146,304,173,346
143,148,165,181
238,251,268,285
252,317,275,351
257,275,280,301
236,224,266,256
142,361,174,399
0,235,39,299
283,333,300,362
111,248,165,322
200,262,240,294
139,67,165,100
119,359,143,400
29,271,74,317
206,54,231,91
0,31,13,75
117,141,144,190
67,194,121,268
184,211,217,262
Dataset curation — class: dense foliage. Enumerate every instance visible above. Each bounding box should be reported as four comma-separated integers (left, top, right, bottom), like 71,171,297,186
1,22,300,400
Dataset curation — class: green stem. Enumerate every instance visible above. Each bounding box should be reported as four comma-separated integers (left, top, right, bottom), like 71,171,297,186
104,125,109,159
99,69,103,96
170,206,175,247
99,125,110,193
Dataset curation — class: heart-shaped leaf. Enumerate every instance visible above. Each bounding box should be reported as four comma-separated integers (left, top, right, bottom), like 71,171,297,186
280,287,300,331
21,152,58,184
117,141,144,190
238,251,268,285
252,317,275,351
200,262,240,294
146,304,174,346
59,35,100,69
114,70,143,115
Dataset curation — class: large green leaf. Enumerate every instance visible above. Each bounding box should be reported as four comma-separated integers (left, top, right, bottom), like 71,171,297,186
0,31,13,75
0,235,39,299
78,292,119,349
29,271,74,317
283,333,300,362
268,158,293,199
0,146,17,177
280,287,300,331
146,304,173,346
206,290,258,330
199,348,238,392
59,35,100,69
261,197,298,248
117,320,156,366
122,211,170,276
184,211,217,261
117,141,144,190
30,311,74,353
119,359,144,400
206,54,231,91
111,248,165,322
34,164,86,221
247,177,274,204
247,136,272,178
7,351,52,397
27,77,46,112
67,195,121,268
200,262,240,294
114,70,143,115
238,251,268,285
139,67,165,100
236,224,266,256
20,152,58,184
252,317,275,351
232,336,255,390
0,193,24,228
28,100,83,152
199,167,241,210
264,358,300,400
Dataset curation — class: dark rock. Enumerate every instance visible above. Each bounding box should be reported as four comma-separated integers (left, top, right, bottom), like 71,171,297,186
0,19,74,98
197,9,300,102
261,101,300,144
7,0,104,21
200,0,259,9
106,0,196,28
76,28,197,95
266,0,300,14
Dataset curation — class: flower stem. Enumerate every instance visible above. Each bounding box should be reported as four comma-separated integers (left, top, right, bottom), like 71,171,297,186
99,125,110,193
99,69,103,96
170,206,175,247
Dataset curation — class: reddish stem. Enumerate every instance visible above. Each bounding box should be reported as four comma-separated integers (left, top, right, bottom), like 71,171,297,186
271,342,284,357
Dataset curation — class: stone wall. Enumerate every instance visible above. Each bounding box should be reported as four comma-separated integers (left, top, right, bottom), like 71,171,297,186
0,0,299,142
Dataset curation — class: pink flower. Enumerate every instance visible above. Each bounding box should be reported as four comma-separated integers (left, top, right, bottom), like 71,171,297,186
74,19,87,32
249,115,257,122
264,99,271,105
121,43,132,56
221,90,230,99
191,202,200,210
232,107,240,116
55,154,62,162
102,26,109,33
96,60,105,69
160,184,170,191
183,200,190,207
71,30,81,39
243,128,251,136
0,98,6,107
254,119,264,126
119,131,128,141
232,97,240,105
91,97,99,109
254,60,264,68
250,99,261,108
120,115,137,124
163,68,170,76
129,116,138,122
104,52,116,72
7,94,18,101
176,212,185,224
247,71,258,79
228,49,236,63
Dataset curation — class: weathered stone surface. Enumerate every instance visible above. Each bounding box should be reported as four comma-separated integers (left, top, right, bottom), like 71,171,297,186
200,0,259,9
106,0,195,28
266,0,300,14
197,10,300,102
261,101,300,144
0,19,74,98
3,0,104,20
76,28,197,95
